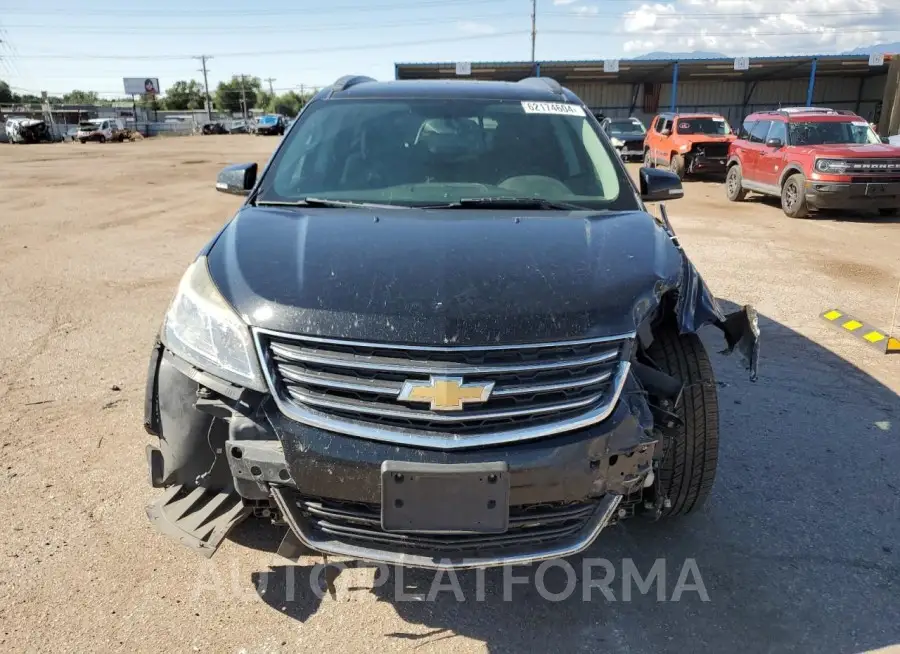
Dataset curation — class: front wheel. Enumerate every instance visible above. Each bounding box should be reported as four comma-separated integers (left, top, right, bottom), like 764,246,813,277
643,149,654,168
669,154,685,180
781,173,809,218
725,165,748,202
647,325,719,517
98,135,106,144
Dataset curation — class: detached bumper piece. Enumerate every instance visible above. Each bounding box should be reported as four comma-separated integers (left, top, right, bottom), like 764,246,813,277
145,484,250,558
271,486,622,570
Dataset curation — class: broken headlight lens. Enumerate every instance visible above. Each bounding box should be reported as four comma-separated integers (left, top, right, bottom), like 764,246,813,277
163,257,266,391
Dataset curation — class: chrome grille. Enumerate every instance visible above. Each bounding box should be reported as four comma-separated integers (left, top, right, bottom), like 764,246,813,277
297,495,599,555
255,330,633,448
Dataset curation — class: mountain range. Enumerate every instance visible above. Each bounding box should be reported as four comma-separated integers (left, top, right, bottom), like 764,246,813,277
634,42,900,60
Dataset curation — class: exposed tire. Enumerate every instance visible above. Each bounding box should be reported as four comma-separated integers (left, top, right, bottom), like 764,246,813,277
878,208,898,217
781,173,809,218
647,325,719,517
643,149,654,168
725,165,748,202
669,153,685,180
98,135,106,144
79,139,86,144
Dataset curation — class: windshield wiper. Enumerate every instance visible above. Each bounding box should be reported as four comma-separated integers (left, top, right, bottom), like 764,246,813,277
256,197,408,209
427,197,588,211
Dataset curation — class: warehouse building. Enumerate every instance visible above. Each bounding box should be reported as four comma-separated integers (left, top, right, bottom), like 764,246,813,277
395,54,900,135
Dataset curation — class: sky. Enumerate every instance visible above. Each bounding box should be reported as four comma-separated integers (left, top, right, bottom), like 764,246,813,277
1,0,898,98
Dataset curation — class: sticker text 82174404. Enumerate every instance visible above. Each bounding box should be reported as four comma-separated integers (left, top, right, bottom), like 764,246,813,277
521,102,586,117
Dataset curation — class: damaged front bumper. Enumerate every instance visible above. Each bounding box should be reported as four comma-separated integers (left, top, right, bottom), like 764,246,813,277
145,347,660,569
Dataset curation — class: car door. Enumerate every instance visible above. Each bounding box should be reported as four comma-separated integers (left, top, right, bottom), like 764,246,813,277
756,119,788,187
742,120,771,185
645,116,661,163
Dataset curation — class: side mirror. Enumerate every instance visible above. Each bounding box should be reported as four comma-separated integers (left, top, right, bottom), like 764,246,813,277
881,136,890,144
640,167,684,202
216,163,257,195
765,137,784,149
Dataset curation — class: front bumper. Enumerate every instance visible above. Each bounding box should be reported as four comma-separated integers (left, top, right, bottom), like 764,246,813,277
147,347,657,569
688,154,727,173
806,180,900,210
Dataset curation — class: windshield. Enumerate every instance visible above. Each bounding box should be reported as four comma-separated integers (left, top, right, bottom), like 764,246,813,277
608,120,645,135
676,117,730,135
259,116,278,124
788,120,880,146
257,98,633,210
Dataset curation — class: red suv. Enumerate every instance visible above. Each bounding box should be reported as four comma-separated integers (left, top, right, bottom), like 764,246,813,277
725,107,900,218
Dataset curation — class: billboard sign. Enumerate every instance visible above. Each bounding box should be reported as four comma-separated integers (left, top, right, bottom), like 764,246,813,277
124,78,160,95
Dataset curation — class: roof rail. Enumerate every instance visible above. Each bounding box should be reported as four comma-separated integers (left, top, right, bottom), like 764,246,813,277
778,106,837,114
517,76,563,96
331,75,377,92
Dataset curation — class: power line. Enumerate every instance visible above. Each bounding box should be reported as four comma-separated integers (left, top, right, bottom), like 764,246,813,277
193,55,213,121
9,31,525,60
1,0,507,17
1,9,887,33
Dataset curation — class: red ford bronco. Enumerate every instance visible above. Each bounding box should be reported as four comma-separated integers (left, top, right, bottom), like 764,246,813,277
725,107,900,218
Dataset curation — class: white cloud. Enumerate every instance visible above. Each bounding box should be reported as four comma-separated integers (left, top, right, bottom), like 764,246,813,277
456,21,497,36
615,0,898,56
574,5,600,15
553,0,579,5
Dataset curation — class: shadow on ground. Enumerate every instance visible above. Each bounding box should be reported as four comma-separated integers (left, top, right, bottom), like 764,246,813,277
242,302,900,653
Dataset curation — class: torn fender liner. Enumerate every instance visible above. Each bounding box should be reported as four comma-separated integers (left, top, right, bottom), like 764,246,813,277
675,258,760,382
146,485,250,558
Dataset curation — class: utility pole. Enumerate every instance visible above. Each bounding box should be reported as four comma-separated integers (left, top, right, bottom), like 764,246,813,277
530,0,537,63
193,55,213,121
265,77,276,97
239,74,248,121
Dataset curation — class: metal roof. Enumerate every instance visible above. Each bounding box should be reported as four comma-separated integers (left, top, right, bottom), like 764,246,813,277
396,54,893,84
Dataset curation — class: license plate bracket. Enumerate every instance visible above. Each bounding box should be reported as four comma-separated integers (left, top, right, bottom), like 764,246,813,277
380,461,510,534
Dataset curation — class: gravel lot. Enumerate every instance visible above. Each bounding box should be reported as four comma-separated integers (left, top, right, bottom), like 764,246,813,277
1,136,898,654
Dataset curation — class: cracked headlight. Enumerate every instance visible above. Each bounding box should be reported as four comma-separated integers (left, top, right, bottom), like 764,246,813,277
163,256,266,391
815,159,849,174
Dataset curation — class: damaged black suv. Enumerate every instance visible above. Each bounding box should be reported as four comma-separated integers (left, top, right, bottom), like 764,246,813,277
144,75,758,569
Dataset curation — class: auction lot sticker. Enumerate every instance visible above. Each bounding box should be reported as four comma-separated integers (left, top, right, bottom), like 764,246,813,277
521,102,586,116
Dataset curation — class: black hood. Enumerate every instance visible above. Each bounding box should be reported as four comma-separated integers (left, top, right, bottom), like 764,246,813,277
206,206,687,345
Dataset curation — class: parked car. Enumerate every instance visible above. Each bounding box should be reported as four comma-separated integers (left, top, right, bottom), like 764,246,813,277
600,116,647,162
644,112,736,179
726,107,900,218
144,74,758,569
76,118,125,143
254,114,286,136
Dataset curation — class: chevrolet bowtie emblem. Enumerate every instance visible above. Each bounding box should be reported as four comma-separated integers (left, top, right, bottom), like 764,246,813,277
397,376,495,411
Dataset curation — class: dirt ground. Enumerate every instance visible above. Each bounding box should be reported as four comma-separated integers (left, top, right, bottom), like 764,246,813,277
1,136,898,654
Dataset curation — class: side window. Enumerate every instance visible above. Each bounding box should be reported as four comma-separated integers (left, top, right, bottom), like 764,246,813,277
662,119,673,134
748,120,771,144
767,120,787,144
653,116,664,132
739,120,757,140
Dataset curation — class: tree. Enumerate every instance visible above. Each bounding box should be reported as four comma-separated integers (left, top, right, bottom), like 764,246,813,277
214,75,261,114
0,80,13,104
163,80,206,111
63,90,100,105
265,91,310,117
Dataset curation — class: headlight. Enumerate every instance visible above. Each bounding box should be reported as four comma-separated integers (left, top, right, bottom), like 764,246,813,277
163,257,266,391
815,159,849,173
611,137,624,148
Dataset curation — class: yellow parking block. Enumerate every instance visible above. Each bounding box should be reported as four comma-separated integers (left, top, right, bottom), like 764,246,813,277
863,331,886,344
820,309,898,355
